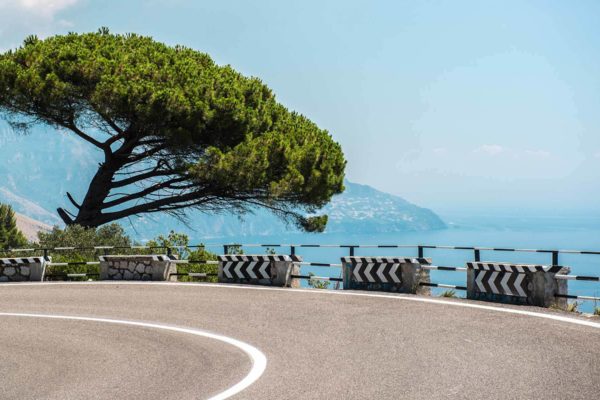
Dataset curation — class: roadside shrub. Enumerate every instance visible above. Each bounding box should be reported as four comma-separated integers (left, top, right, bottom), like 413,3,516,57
0,203,27,250
146,231,217,282
38,224,132,278
307,272,330,289
439,289,457,298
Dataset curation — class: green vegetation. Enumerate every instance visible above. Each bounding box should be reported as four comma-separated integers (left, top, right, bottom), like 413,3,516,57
594,307,600,316
307,272,330,289
566,302,579,313
38,224,132,278
439,289,457,298
0,29,346,230
146,231,217,282
37,226,218,281
0,204,27,250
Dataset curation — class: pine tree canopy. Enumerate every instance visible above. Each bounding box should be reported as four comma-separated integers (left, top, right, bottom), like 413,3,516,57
0,30,346,231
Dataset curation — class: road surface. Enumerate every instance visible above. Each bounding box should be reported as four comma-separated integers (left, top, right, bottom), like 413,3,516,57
0,282,598,399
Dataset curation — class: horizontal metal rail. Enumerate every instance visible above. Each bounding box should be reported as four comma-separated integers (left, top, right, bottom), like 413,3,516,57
44,273,99,278
422,265,467,272
47,262,100,266
4,243,600,255
169,272,218,278
170,260,219,264
555,294,600,301
298,262,342,267
291,275,344,282
420,282,467,290
554,275,600,281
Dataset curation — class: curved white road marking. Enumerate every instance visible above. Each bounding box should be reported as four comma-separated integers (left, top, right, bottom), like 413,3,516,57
0,312,267,400
1,281,600,329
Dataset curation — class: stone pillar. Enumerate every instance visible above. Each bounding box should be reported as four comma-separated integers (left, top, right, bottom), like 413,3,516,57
0,257,48,282
532,268,570,308
400,262,431,295
99,255,177,281
271,260,301,288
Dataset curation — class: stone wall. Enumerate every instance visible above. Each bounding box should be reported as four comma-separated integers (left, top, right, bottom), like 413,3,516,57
99,255,177,281
0,257,48,282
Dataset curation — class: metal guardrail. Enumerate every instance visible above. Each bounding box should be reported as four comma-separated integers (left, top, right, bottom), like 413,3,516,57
3,243,599,302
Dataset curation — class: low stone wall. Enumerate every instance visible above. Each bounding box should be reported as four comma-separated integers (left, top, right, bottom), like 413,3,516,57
99,255,177,281
0,257,48,282
341,257,431,294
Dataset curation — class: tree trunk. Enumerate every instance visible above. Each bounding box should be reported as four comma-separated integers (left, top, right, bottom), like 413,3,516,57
58,144,134,228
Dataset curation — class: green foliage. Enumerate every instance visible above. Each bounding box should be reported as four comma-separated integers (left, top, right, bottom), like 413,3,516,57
0,31,346,229
307,272,330,289
146,230,217,282
38,224,131,277
439,289,457,298
566,302,579,313
0,204,28,250
594,307,600,316
226,244,243,255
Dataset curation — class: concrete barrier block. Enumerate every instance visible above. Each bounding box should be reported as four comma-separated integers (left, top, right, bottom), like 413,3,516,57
466,262,569,308
99,255,178,281
218,255,302,287
341,257,432,293
0,257,48,282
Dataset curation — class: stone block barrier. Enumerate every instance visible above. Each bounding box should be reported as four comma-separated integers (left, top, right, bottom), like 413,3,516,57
218,255,302,287
0,257,49,282
341,257,431,294
466,262,570,308
99,255,178,281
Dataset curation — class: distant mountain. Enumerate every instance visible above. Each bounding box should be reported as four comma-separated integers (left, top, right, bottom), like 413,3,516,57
322,181,445,233
14,212,51,242
0,127,445,240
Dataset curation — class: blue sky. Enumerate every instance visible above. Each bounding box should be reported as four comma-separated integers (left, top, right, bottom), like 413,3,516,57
1,0,599,216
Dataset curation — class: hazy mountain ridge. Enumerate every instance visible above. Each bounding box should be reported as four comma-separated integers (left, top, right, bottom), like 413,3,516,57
0,127,445,239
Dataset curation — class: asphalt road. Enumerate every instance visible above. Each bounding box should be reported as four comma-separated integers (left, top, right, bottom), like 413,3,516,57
0,282,599,399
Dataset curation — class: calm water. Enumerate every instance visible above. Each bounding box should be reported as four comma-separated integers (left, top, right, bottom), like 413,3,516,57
191,214,600,313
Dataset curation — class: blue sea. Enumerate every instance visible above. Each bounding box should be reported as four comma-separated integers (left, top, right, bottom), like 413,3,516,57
190,213,600,313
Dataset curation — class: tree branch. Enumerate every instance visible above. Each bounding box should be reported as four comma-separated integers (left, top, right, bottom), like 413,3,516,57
102,176,189,209
66,192,81,210
65,120,106,150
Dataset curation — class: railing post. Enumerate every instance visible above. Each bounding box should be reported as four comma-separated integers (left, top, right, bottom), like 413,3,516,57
290,245,296,256
349,246,355,257
418,245,424,258
223,245,229,255
166,247,172,256
552,250,559,266
474,249,481,262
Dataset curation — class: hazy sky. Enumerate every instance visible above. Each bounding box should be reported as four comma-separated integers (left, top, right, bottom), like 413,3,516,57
1,0,599,215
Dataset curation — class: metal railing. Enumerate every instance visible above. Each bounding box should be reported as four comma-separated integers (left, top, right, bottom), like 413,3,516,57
2,242,599,303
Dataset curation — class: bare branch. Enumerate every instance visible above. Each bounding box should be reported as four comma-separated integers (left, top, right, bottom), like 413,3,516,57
65,120,106,150
66,192,81,210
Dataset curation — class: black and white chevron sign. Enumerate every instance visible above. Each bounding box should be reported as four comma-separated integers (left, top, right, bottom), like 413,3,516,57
99,254,177,262
0,257,48,265
465,262,559,297
218,255,300,280
467,262,566,274
342,257,430,284
473,269,528,297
